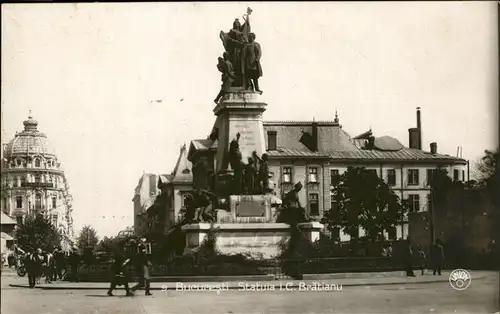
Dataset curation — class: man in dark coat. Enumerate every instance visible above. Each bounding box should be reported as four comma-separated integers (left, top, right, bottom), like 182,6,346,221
25,249,39,288
131,246,152,296
430,239,445,275
107,254,133,296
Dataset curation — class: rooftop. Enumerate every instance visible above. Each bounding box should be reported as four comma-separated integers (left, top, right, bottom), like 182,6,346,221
188,117,466,164
3,115,58,158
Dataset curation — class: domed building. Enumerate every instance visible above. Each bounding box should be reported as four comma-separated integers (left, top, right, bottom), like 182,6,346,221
1,115,74,249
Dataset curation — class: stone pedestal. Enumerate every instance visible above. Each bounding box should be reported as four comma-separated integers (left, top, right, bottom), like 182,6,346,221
182,222,324,259
213,89,267,173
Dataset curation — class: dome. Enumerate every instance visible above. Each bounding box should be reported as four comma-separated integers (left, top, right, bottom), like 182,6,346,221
4,115,57,158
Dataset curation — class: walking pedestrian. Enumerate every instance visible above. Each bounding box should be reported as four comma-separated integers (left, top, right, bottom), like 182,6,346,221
107,253,133,297
430,239,445,275
26,249,43,288
131,246,153,296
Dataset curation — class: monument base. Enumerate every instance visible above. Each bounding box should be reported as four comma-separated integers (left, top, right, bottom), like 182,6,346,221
181,222,323,259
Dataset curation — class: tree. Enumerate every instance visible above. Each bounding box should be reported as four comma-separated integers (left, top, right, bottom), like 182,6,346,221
474,149,498,182
96,236,120,253
76,225,99,252
474,149,499,208
15,214,62,252
323,167,408,242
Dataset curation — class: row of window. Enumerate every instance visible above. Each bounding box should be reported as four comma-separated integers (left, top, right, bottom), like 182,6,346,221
2,174,62,188
329,193,427,214
281,167,464,186
15,214,59,227
3,195,58,210
6,158,58,169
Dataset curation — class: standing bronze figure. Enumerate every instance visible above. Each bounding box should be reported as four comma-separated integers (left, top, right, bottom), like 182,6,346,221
228,133,244,194
214,52,236,103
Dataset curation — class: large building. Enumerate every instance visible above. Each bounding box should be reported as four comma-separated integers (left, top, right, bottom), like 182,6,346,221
133,145,193,236
137,108,467,241
188,108,467,241
132,173,163,235
1,115,75,249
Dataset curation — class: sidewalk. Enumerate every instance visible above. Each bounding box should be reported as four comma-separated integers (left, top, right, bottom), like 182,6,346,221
10,270,491,291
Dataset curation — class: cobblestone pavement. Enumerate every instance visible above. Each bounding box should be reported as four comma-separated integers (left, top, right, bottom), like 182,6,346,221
2,273,499,314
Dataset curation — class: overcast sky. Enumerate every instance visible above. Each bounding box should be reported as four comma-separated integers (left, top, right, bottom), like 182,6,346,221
1,2,498,238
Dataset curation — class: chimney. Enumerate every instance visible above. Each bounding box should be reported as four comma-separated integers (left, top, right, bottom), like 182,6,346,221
311,121,318,152
430,142,437,154
267,130,277,151
408,128,420,149
416,107,422,150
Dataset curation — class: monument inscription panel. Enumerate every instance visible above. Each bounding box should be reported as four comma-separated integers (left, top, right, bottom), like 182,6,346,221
232,195,268,217
230,119,263,163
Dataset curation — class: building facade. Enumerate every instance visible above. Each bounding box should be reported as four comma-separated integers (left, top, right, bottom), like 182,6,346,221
134,145,193,237
132,173,163,235
1,115,75,248
137,109,466,241
186,108,466,241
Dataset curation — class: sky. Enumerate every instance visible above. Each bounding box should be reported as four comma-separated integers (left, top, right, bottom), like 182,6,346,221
1,2,498,238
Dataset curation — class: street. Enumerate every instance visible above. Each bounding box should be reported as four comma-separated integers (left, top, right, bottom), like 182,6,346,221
1,273,499,314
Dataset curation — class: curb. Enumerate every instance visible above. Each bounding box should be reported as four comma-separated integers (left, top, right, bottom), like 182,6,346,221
9,278,458,291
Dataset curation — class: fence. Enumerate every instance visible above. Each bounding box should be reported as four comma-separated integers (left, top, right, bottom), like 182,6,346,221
72,256,405,281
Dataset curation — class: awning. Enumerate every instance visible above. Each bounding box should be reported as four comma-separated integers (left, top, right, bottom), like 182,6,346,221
1,212,17,225
1,232,14,240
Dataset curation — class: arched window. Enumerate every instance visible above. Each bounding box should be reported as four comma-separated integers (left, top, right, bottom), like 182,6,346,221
16,159,22,167
35,174,41,184
34,158,41,168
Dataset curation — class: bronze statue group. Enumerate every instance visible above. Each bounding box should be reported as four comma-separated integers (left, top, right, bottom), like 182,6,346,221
215,7,263,103
228,132,271,196
181,131,272,224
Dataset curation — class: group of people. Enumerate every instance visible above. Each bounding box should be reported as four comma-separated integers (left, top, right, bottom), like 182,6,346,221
23,247,69,288
401,239,445,277
107,243,152,297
